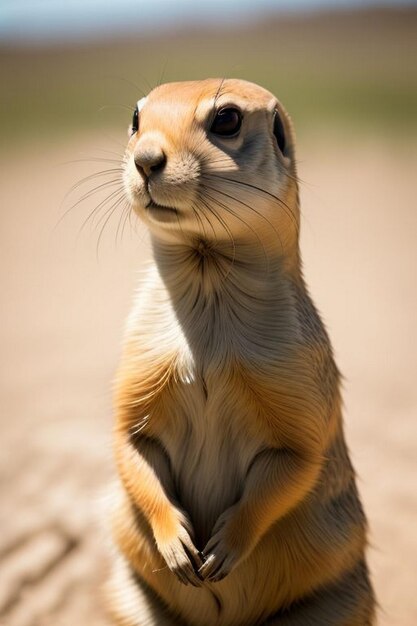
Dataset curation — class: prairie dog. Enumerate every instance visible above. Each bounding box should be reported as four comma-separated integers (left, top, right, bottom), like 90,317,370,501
108,79,376,625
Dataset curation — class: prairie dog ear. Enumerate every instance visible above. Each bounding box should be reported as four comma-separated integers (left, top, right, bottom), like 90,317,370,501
273,110,286,156
272,104,295,164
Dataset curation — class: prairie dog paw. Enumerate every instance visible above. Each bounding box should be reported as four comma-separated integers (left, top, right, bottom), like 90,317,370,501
199,506,252,583
156,512,203,586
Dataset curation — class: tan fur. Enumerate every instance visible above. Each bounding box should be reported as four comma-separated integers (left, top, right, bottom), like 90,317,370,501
108,79,376,625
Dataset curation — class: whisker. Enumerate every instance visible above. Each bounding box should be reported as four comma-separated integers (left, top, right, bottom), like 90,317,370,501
201,184,276,266
284,169,304,186
136,74,154,93
79,186,125,237
102,74,148,99
175,207,188,244
94,188,126,229
120,202,134,243
62,157,124,166
100,131,130,153
93,148,125,159
157,59,169,89
58,165,122,211
206,174,299,236
56,178,123,230
66,169,123,197
201,187,270,273
71,178,122,210
95,191,127,258
67,148,125,163
190,203,211,242
198,198,238,280
197,196,235,255
116,200,132,246
98,104,135,114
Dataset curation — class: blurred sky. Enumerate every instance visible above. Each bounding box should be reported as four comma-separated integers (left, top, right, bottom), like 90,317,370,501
1,0,415,43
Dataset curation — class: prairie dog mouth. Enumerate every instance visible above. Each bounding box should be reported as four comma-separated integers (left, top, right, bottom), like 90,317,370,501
146,199,178,221
146,200,175,212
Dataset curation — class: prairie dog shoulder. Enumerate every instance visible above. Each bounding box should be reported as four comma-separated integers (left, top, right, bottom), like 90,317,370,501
109,79,375,626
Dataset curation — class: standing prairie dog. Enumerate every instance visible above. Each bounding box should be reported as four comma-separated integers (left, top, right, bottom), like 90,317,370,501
108,79,376,625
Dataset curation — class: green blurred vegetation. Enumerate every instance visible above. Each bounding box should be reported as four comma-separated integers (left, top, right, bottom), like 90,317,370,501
1,7,416,142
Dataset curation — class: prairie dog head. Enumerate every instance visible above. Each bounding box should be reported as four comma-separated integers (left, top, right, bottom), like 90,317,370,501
123,79,299,253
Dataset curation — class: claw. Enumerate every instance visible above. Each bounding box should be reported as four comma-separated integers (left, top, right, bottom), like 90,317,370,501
207,556,227,581
198,553,215,577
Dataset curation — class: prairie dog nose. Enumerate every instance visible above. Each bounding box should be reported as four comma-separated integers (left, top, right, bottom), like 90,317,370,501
134,143,167,178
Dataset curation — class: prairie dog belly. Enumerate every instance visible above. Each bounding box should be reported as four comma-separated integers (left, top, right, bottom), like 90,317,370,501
158,376,264,548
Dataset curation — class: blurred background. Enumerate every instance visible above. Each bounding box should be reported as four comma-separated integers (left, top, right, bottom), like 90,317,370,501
0,1,416,624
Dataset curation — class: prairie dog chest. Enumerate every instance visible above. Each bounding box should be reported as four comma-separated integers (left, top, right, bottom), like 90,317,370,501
158,362,264,476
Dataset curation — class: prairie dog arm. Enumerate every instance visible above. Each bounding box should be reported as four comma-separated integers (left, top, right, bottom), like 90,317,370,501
200,445,323,581
114,431,202,585
235,445,323,540
115,431,178,516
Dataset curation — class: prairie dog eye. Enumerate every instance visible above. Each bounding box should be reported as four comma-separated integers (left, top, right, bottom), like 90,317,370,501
131,105,139,135
210,107,242,137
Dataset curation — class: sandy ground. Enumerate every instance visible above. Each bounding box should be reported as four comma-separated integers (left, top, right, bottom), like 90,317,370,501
0,130,416,625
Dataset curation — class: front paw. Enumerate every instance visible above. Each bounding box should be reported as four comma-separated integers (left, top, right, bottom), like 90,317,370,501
199,506,252,583
156,512,203,587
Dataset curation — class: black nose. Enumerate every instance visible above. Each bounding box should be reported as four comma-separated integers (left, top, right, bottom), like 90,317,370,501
134,147,166,178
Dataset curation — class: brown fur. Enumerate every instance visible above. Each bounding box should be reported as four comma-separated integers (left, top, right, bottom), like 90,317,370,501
107,79,376,625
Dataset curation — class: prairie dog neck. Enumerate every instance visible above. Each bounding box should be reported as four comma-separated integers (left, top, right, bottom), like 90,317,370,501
151,234,299,365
